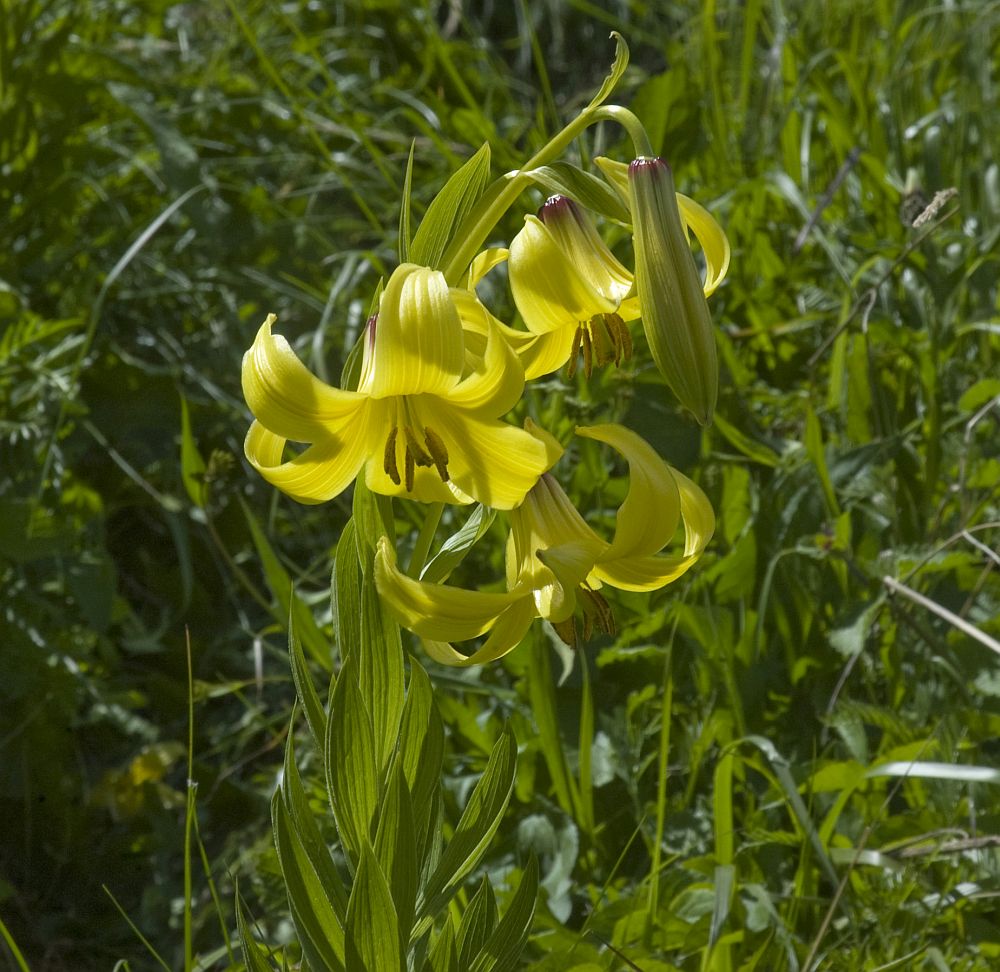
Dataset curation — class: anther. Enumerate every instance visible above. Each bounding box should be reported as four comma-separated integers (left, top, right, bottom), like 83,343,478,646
590,314,616,367
383,427,400,485
567,326,583,379
423,426,450,482
581,328,593,378
404,449,415,492
403,426,432,467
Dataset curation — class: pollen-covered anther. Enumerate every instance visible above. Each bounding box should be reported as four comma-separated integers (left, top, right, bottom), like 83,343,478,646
403,425,433,467
383,427,401,485
580,585,615,639
423,426,450,482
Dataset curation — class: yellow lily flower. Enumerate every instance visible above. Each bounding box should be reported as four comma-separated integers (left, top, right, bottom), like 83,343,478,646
507,195,640,379
374,423,715,666
242,263,560,510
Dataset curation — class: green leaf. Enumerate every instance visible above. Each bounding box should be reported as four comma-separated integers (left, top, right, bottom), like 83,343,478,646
523,163,630,224
235,887,278,972
272,791,346,971
711,412,781,467
374,762,419,941
424,915,458,972
419,727,517,920
456,878,498,968
468,856,539,972
281,732,349,918
241,499,331,669
345,844,405,972
804,404,841,517
179,396,206,508
527,639,578,819
420,505,496,583
333,518,363,657
288,614,328,752
585,31,630,111
409,142,492,270
325,655,380,865
399,141,415,263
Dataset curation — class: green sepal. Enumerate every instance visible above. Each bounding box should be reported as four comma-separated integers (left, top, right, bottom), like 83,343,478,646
523,162,630,225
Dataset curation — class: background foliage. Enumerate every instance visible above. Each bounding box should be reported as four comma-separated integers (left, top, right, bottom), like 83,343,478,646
2,0,999,969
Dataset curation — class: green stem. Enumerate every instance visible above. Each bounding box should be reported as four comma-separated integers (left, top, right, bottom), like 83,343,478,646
407,502,444,577
440,105,653,283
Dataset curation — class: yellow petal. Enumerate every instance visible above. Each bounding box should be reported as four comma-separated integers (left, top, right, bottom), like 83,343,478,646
467,247,510,288
677,194,731,297
534,541,602,621
421,598,537,667
362,264,465,399
576,424,681,561
425,401,558,510
242,315,366,441
591,551,703,592
489,318,577,381
374,537,524,641
508,215,621,335
244,415,374,505
670,466,717,558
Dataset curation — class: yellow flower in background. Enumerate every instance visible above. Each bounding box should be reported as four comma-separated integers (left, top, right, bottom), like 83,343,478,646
374,422,715,666
507,195,640,379
242,263,560,510
597,155,730,426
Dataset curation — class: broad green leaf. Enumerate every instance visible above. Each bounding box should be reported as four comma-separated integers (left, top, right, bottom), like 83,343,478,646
468,856,539,972
523,163,630,224
398,660,445,863
235,887,278,972
345,844,405,972
179,396,206,508
409,142,492,270
241,499,331,669
271,792,346,971
325,656,380,865
333,518,362,657
282,732,348,918
424,916,458,972
419,727,517,920
374,762,418,941
456,878,497,968
585,31,630,111
288,615,327,751
420,505,496,583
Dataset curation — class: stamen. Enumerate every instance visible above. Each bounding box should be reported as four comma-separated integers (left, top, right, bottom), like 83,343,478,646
581,327,593,378
567,326,583,379
590,314,616,367
610,313,632,362
552,616,577,648
404,448,415,492
580,586,615,637
423,426,450,482
383,427,400,485
403,426,433,466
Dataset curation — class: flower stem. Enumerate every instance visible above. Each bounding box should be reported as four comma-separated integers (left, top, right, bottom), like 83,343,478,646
407,501,444,577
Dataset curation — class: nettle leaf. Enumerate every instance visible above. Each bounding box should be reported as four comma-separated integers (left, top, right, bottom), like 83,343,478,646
585,31,630,111
374,761,419,942
242,499,331,669
325,655,380,866
345,844,405,972
523,163,630,224
420,505,496,583
235,886,279,972
272,792,346,971
469,856,539,972
418,728,517,921
456,878,498,968
288,614,327,751
409,142,492,270
179,396,206,508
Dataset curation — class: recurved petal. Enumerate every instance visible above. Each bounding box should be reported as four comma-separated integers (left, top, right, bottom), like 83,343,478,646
576,424,681,562
421,598,537,667
677,194,731,296
244,414,373,505
466,247,510,287
374,537,525,641
492,320,576,380
670,465,716,558
243,315,367,441
364,264,465,399
535,540,603,621
591,550,703,592
509,216,620,335
426,403,559,510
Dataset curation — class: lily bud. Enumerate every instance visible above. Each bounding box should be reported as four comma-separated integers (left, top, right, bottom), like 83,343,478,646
628,157,718,426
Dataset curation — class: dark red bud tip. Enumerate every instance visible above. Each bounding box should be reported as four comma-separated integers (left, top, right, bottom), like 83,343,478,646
366,312,378,348
538,194,578,222
628,156,671,178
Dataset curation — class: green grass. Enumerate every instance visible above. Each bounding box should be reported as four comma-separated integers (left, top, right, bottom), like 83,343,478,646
2,0,999,969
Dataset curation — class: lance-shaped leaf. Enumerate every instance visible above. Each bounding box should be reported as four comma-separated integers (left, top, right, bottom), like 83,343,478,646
469,856,539,972
345,844,405,972
424,916,459,972
333,518,362,656
457,878,498,968
374,761,419,942
288,614,327,751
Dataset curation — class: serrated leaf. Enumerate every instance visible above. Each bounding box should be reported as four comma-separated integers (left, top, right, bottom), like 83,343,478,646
272,792,346,971
418,728,517,920
457,878,498,968
420,505,496,583
235,887,279,972
241,499,331,669
374,762,418,941
345,844,405,972
288,614,327,751
523,163,630,224
325,655,380,865
468,856,539,972
409,142,492,270
179,396,206,508
585,31,630,111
